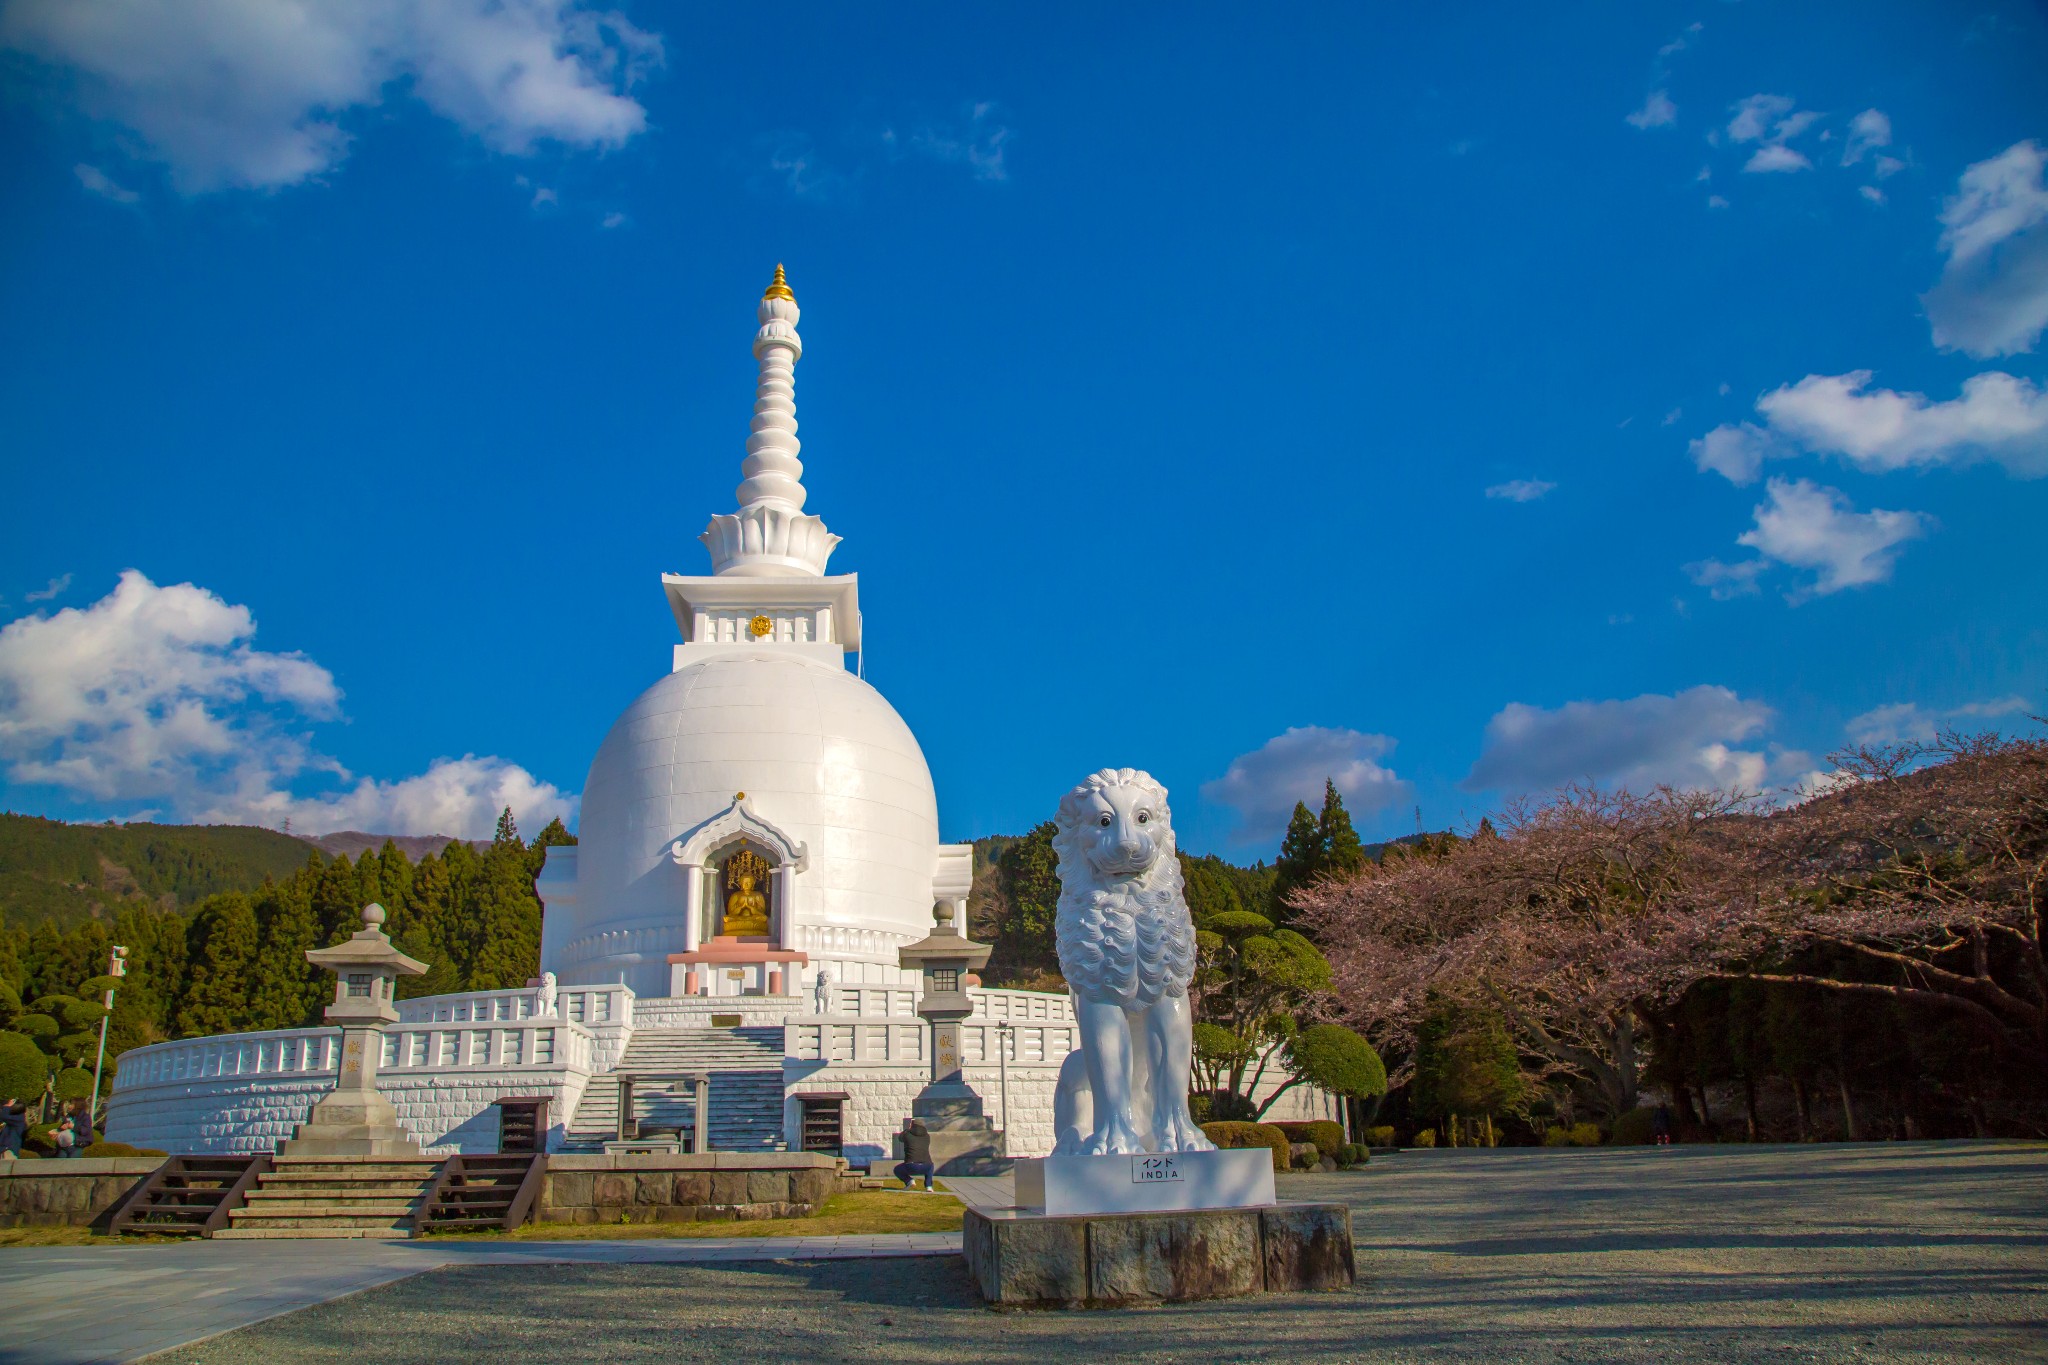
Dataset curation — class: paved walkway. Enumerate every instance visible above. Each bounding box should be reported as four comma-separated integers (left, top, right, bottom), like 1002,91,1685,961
0,1232,961,1365
934,1174,1013,1213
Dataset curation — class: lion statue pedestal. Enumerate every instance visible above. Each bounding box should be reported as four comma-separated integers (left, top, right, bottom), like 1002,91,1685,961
965,769,1355,1308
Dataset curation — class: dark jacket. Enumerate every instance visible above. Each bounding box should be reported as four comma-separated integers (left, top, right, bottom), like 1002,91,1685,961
901,1123,931,1164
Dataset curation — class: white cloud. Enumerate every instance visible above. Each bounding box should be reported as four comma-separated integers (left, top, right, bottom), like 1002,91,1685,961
1684,556,1767,600
1860,185,1885,206
1846,695,2030,745
23,574,72,603
1657,23,1702,58
1924,140,2048,358
1692,371,2048,483
0,571,572,837
1464,685,1777,795
1760,370,2048,478
1689,420,1776,482
1201,726,1411,845
1745,144,1811,174
1,0,662,193
1734,477,1931,599
1727,94,1820,174
531,185,558,208
73,163,137,203
600,210,625,228
1626,90,1677,130
1874,155,1904,180
1840,109,1892,167
1484,478,1555,502
1662,407,1684,426
207,754,576,838
1707,194,1730,210
886,101,1013,182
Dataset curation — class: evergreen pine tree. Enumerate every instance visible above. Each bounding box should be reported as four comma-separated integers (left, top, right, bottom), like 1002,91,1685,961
467,836,541,991
1317,780,1366,877
494,807,519,847
250,883,322,1029
175,894,262,1036
1270,801,1324,924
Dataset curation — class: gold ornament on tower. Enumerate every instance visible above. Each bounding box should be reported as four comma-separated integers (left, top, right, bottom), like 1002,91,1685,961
762,263,795,302
749,614,773,638
722,846,773,937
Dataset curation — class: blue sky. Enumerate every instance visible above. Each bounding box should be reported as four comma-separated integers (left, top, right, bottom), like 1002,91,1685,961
1,1,2044,858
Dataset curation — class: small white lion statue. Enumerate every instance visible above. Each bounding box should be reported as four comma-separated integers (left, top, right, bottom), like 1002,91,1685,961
1050,768,1216,1156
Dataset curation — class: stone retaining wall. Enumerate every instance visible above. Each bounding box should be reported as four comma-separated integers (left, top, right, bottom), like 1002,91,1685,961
0,1158,162,1228
539,1152,856,1224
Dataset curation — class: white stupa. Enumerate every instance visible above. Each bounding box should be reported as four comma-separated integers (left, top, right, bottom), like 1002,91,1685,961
535,265,973,1001
104,269,1338,1164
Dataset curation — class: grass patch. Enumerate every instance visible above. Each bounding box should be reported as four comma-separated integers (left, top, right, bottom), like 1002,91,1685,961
429,1187,966,1241
0,1224,189,1247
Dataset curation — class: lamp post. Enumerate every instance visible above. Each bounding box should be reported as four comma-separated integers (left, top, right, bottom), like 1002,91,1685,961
995,1020,1013,1140
88,945,127,1125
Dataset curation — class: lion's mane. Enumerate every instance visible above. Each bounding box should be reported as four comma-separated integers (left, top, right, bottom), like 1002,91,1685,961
1052,768,1198,1008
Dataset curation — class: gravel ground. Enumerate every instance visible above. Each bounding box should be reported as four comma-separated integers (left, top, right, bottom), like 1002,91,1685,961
154,1141,2048,1365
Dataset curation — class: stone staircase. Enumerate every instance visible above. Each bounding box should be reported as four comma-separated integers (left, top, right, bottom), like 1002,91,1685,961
561,1026,787,1153
211,1156,443,1239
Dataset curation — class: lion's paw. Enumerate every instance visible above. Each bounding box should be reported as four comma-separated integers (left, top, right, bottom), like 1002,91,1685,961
1155,1113,1218,1153
1082,1116,1146,1156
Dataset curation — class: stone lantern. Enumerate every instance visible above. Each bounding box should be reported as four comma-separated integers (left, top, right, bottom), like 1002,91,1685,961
282,903,429,1157
896,902,1003,1172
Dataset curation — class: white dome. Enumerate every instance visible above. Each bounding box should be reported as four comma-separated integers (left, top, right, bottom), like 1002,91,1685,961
547,649,942,994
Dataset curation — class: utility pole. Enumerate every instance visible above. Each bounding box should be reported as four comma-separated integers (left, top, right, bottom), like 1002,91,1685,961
89,945,127,1125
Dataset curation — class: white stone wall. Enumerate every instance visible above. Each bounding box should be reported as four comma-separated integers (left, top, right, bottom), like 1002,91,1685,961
781,1060,1066,1167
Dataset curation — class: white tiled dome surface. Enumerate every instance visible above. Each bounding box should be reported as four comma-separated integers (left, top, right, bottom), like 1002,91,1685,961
554,650,941,993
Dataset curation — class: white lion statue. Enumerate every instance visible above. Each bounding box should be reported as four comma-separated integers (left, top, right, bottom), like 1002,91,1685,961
1050,768,1216,1156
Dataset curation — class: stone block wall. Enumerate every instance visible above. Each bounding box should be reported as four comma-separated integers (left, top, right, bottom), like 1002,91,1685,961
783,1061,1065,1165
0,1159,162,1228
105,1067,591,1156
539,1153,853,1224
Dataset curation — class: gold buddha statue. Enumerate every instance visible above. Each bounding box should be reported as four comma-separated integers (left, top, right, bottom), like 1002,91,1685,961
723,871,770,937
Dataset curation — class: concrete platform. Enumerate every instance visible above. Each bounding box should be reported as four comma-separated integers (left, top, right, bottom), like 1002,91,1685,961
962,1200,1354,1307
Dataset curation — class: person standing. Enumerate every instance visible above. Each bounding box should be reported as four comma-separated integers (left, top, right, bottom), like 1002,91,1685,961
0,1098,26,1159
53,1117,77,1157
893,1117,934,1190
69,1100,95,1153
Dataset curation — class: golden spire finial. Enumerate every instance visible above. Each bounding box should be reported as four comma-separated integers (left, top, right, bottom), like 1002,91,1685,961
763,263,795,302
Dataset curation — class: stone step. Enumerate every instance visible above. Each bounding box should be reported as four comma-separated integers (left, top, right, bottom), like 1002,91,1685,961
211,1228,415,1240
242,1193,423,1210
227,1213,415,1230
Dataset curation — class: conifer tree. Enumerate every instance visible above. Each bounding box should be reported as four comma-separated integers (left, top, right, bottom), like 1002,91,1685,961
1317,780,1366,877
1271,801,1324,924
175,894,262,1036
250,883,322,1029
467,834,541,990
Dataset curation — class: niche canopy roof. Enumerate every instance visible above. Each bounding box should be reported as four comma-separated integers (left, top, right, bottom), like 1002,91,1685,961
663,265,862,663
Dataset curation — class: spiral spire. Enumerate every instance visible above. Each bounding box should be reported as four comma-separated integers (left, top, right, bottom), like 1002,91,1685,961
700,266,841,577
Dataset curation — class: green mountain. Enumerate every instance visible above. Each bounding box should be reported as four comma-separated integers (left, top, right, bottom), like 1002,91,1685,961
0,814,318,931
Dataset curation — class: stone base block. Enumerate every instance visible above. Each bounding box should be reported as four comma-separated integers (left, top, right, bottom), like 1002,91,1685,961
1015,1149,1275,1217
963,1202,1354,1308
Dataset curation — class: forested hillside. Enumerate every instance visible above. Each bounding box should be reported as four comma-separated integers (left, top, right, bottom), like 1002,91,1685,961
0,814,318,931
0,813,572,1103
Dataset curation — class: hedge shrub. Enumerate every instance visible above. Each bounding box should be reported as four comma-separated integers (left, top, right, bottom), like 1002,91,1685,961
1200,1121,1291,1173
1411,1128,1437,1148
1610,1108,1657,1146
1363,1125,1396,1148
1542,1122,1604,1147
1337,1142,1370,1167
1273,1120,1345,1165
78,1141,166,1158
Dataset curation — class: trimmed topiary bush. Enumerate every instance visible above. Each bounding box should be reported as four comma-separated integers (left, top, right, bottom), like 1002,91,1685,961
1363,1125,1396,1148
53,1067,94,1104
1543,1122,1605,1147
0,1030,47,1102
1273,1120,1346,1165
1610,1108,1657,1145
1200,1120,1292,1173
1411,1128,1437,1148
1337,1142,1370,1167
